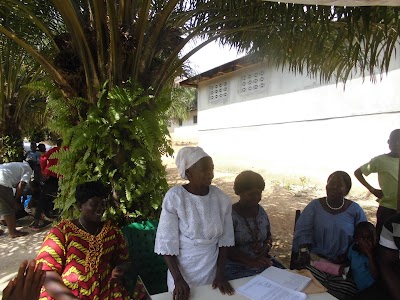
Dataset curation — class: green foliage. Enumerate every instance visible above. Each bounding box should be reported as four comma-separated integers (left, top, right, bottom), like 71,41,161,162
166,86,196,122
49,82,173,225
0,135,24,163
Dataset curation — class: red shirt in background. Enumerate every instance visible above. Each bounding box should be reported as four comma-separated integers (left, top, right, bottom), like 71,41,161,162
40,146,67,178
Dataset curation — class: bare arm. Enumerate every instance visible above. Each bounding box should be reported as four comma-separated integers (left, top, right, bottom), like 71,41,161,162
378,246,400,300
354,168,383,199
163,255,190,300
43,271,79,300
14,181,27,202
212,247,235,295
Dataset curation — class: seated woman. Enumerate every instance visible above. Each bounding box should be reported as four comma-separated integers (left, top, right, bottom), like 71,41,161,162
225,170,285,281
293,171,367,299
154,146,235,300
36,181,131,300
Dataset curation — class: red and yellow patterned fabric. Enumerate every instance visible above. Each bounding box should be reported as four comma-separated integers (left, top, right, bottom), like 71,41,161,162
36,220,130,300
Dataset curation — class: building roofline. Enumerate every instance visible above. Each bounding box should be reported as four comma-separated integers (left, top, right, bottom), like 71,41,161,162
180,54,260,87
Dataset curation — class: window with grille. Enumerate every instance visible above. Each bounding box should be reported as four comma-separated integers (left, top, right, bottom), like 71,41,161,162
209,81,229,104
239,69,266,95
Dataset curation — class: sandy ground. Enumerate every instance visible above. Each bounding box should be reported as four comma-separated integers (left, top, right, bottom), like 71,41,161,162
0,152,379,296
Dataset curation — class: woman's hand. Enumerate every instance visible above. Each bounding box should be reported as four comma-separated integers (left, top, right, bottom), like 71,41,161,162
173,278,190,300
3,260,45,300
212,276,235,296
110,265,125,285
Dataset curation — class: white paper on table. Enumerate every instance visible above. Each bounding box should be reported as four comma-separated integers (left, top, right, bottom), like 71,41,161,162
259,266,311,291
236,275,307,300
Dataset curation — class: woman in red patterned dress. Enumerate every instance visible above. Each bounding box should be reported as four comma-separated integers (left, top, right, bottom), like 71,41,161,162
36,181,131,300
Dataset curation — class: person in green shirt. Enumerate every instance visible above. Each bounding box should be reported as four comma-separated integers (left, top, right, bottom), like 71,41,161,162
354,129,400,236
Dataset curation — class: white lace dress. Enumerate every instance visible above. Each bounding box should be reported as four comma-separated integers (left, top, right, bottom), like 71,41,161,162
154,185,234,291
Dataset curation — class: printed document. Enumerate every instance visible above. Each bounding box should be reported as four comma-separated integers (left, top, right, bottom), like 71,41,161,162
260,266,311,291
237,275,307,300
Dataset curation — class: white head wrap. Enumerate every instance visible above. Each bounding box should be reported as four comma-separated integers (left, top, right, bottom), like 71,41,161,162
175,146,210,180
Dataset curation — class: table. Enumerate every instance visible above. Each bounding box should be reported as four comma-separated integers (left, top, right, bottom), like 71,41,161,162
151,276,337,300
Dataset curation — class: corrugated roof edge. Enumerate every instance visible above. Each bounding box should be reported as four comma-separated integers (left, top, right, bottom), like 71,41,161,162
180,53,260,87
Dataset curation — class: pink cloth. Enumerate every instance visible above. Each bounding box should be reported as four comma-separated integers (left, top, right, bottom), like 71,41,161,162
312,259,342,275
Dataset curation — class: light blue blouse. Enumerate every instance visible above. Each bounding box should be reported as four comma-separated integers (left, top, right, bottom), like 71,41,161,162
292,198,367,261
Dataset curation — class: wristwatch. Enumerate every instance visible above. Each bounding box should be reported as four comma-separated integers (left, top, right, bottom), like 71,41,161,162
300,247,309,253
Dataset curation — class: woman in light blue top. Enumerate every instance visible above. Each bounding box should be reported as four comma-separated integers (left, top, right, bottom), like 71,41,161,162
293,171,367,300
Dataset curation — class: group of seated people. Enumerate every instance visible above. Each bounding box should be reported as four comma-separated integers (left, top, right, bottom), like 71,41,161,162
2,146,399,300
154,146,400,300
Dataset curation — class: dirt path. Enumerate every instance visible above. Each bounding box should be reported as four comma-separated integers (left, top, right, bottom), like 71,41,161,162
0,161,379,295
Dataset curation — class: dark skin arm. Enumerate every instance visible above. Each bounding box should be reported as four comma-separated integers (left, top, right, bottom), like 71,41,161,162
354,168,384,199
357,240,378,279
212,247,235,295
42,271,79,300
13,181,27,210
378,246,400,300
163,255,190,300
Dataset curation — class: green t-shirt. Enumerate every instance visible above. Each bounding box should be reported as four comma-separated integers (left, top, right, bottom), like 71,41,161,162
361,154,399,210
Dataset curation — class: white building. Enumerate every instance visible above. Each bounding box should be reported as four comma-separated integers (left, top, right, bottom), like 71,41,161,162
181,55,400,183
168,110,198,144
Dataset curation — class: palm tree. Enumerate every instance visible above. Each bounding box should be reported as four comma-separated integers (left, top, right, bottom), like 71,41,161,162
0,36,46,162
0,0,399,222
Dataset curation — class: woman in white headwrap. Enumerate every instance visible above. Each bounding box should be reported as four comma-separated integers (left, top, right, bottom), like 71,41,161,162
155,147,235,300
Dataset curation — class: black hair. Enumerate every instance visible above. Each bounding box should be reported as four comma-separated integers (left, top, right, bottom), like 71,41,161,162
75,181,109,205
38,143,46,152
327,171,352,195
234,170,265,195
355,221,376,237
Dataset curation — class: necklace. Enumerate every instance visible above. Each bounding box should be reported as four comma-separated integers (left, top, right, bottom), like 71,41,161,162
325,197,345,210
79,218,100,235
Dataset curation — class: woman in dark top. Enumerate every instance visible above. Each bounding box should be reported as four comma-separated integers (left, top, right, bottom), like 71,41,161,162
225,170,284,280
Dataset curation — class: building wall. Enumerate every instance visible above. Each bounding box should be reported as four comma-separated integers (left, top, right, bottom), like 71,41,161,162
169,110,198,144
196,60,400,183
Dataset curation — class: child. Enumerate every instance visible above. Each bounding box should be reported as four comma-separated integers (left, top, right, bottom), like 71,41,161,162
25,142,41,181
348,222,378,293
27,180,52,231
354,129,400,236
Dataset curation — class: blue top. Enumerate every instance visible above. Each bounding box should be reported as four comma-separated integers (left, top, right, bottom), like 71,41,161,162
347,244,375,291
26,151,41,165
293,198,367,261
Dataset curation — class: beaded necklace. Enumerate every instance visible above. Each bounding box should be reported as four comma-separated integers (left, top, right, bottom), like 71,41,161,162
325,197,345,210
